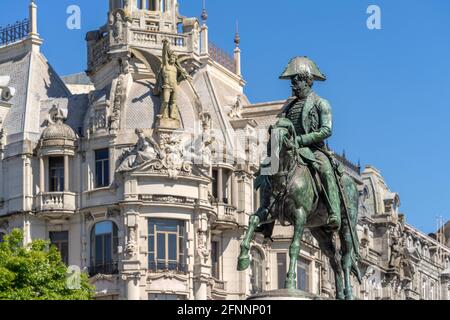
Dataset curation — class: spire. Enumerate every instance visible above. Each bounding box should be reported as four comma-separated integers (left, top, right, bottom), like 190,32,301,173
200,0,209,56
29,0,38,36
28,0,42,52
234,19,240,47
201,0,208,22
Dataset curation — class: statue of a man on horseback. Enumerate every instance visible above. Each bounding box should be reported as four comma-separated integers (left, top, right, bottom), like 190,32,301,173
237,57,362,300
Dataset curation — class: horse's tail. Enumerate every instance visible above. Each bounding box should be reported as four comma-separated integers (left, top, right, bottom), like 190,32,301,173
341,174,363,284
351,250,363,284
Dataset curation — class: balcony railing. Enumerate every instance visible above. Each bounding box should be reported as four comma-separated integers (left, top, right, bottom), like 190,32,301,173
0,19,30,47
89,262,119,277
208,42,236,74
36,192,76,213
149,261,188,273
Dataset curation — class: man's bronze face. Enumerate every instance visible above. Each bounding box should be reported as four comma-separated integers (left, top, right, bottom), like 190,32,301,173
169,55,176,65
291,76,312,99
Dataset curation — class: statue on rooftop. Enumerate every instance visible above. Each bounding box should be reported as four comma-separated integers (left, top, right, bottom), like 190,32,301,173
154,39,190,121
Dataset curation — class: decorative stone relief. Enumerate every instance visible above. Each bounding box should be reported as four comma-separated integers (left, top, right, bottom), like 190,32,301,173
227,95,244,120
125,226,138,258
196,213,210,264
110,63,128,131
117,129,161,172
110,10,127,44
117,129,193,180
0,75,15,102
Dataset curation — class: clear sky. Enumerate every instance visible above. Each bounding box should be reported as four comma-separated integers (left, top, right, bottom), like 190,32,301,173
1,0,449,234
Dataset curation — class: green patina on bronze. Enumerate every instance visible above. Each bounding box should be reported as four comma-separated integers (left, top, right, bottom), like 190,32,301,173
238,57,362,300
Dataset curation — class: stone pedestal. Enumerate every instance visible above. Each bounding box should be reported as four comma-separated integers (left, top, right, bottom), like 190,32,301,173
157,117,181,130
247,289,324,301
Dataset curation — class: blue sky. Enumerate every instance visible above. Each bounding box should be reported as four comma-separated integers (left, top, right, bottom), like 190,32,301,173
1,0,449,233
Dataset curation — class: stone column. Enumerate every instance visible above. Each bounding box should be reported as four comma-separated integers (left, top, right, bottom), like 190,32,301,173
39,157,45,193
64,155,69,192
232,172,239,209
217,167,223,203
234,47,241,76
155,0,160,11
226,170,232,205
29,1,38,37
125,274,141,300
201,24,209,56
194,280,208,300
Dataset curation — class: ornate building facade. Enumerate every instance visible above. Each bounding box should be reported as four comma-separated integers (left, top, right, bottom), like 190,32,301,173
0,1,448,300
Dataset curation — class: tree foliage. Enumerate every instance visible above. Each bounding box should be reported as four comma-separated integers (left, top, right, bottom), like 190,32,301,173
0,229,94,300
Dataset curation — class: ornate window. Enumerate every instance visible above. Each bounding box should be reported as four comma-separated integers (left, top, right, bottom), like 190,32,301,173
49,157,64,192
90,221,119,275
277,252,287,289
250,248,264,294
95,149,110,188
148,219,186,272
50,231,69,265
297,257,310,292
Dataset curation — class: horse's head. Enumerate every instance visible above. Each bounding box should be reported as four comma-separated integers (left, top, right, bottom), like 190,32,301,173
267,118,298,174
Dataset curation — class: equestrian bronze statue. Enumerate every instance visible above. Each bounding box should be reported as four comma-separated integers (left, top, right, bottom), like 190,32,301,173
237,57,362,300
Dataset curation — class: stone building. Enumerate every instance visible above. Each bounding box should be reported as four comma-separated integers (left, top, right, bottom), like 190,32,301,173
0,1,448,300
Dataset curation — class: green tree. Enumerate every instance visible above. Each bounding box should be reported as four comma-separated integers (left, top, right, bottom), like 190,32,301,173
0,229,94,300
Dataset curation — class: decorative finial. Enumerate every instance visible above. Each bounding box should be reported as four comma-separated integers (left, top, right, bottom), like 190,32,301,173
201,0,208,22
234,19,240,47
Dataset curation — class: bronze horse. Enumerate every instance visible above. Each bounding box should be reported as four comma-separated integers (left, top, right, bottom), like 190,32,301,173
238,118,362,300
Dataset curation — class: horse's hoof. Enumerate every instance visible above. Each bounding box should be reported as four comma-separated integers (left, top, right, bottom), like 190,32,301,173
237,256,250,271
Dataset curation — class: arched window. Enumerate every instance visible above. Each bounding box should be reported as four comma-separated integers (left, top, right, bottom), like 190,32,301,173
250,248,263,294
90,221,119,275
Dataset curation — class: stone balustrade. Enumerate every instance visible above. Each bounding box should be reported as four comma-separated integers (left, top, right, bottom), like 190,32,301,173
36,192,76,213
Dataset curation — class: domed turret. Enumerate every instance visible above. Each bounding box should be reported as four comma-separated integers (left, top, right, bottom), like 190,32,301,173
40,105,77,148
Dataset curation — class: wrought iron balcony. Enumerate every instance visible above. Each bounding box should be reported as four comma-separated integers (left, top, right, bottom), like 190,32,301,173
148,261,188,274
0,19,30,47
89,262,119,277
208,42,236,73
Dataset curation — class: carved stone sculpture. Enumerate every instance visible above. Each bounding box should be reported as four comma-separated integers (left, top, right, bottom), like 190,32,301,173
117,129,162,172
154,39,190,122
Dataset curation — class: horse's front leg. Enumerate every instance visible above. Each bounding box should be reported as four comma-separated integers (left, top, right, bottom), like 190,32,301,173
340,222,354,300
285,208,306,289
237,208,266,271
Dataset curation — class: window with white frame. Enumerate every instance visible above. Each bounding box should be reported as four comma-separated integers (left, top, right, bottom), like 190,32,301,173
211,241,220,279
95,149,110,188
277,252,287,289
148,219,186,272
50,231,69,265
297,257,310,292
90,221,119,275
250,248,264,294
49,157,65,192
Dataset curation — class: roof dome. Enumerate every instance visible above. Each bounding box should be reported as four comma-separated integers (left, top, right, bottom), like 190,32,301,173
41,106,77,144
42,122,76,141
